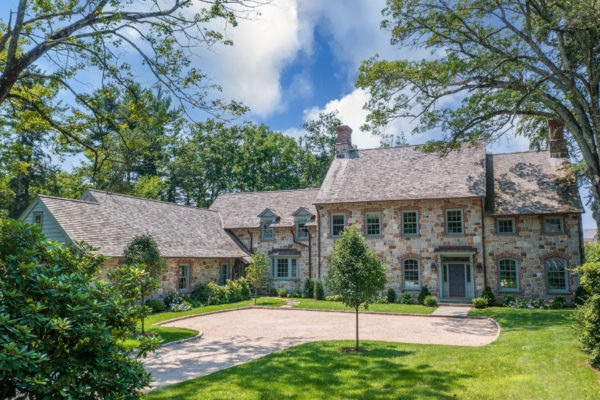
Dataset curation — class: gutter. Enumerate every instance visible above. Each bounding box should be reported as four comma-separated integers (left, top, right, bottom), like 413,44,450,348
289,227,312,279
480,197,487,289
317,205,322,279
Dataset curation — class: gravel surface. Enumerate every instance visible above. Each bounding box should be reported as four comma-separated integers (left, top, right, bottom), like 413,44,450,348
144,308,499,389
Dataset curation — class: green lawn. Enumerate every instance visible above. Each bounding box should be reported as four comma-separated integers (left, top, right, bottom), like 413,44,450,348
124,297,286,348
145,308,599,399
288,298,434,314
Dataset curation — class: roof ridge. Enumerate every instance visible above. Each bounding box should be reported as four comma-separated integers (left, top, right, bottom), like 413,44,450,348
38,194,99,205
86,189,219,213
491,149,549,156
214,188,321,197
356,140,487,153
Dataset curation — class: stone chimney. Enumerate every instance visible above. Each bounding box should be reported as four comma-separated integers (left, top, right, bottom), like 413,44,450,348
335,125,353,158
548,119,568,158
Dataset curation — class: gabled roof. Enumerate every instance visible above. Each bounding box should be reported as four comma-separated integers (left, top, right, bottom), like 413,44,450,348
315,142,487,204
209,189,319,229
485,151,583,215
36,189,247,258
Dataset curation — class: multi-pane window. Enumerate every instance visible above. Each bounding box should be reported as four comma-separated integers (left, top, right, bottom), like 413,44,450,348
296,217,309,240
497,218,515,234
219,264,228,285
445,209,464,235
178,264,190,290
498,259,518,291
403,259,420,289
365,212,381,236
261,217,274,240
331,214,346,237
402,211,418,236
543,217,564,234
33,211,43,227
271,258,298,279
546,258,568,293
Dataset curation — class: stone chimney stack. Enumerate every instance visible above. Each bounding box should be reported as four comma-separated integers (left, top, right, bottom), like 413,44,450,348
335,125,353,158
547,119,568,158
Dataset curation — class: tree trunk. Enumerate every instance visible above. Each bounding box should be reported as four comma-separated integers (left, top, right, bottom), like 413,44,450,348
254,288,257,305
141,292,145,335
355,306,359,351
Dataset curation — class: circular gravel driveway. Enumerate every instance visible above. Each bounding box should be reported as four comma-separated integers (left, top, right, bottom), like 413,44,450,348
144,307,499,389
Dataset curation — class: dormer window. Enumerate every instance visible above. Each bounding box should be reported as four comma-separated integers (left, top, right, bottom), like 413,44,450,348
293,207,313,241
258,209,278,241
33,212,43,227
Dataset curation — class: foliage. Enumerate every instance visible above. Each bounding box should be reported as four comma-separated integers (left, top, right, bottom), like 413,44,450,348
123,234,166,279
246,251,270,304
191,285,211,304
269,288,278,296
502,295,515,307
0,219,159,398
575,262,600,295
313,279,326,301
325,295,343,302
481,286,496,306
473,298,488,309
417,286,431,305
164,291,184,308
387,288,397,303
206,282,227,305
240,278,252,300
292,290,302,298
504,297,546,309
357,0,600,225
326,227,386,350
400,293,412,304
146,299,167,314
278,288,288,298
423,296,438,307
574,285,590,306
584,241,600,263
575,294,600,368
170,301,193,313
303,278,315,298
550,295,566,309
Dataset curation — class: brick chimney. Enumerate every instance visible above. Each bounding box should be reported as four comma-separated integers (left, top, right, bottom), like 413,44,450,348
335,125,352,158
548,119,568,158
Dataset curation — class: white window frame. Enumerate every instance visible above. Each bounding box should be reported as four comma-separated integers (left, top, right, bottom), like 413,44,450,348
402,259,420,290
33,211,43,227
178,264,190,291
331,214,346,238
219,263,229,286
261,217,275,241
543,216,564,234
402,211,419,236
496,218,515,235
296,217,309,240
445,209,464,236
270,257,299,279
498,259,519,292
545,258,569,294
365,212,381,237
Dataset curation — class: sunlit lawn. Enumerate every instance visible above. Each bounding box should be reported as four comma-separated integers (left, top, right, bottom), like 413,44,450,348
145,308,599,399
288,298,435,314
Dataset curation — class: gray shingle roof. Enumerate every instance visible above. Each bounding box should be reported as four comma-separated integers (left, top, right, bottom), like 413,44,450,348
209,189,319,229
38,189,247,258
486,151,583,215
315,142,487,204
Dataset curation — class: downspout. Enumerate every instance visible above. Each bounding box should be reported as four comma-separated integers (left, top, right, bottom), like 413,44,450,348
289,227,311,279
578,214,584,264
246,229,253,253
317,205,322,279
308,229,312,279
480,197,487,288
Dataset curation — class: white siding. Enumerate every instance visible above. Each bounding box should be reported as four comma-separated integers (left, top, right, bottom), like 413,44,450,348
21,200,71,244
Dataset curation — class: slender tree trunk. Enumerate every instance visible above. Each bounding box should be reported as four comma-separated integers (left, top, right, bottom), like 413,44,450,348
141,292,145,335
355,306,359,351
254,288,257,305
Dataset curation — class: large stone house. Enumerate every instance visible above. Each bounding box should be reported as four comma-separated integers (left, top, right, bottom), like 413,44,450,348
20,123,584,301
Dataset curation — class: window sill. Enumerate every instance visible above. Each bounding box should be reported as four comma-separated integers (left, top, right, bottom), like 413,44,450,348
497,232,517,236
402,234,419,238
499,288,520,293
445,233,465,237
542,232,565,235
403,287,420,291
365,234,382,238
271,277,300,280
548,290,569,294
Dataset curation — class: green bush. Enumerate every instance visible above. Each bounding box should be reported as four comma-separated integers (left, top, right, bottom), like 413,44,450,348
575,285,590,306
207,281,228,305
400,293,412,304
481,286,496,306
386,287,397,303
313,279,325,300
303,278,314,298
325,295,342,301
269,287,278,296
278,288,288,298
423,295,438,307
145,299,166,313
163,291,184,307
292,290,302,298
575,294,600,368
190,284,210,304
502,295,515,307
550,295,566,309
226,279,242,302
239,278,252,300
473,297,488,309
418,286,431,304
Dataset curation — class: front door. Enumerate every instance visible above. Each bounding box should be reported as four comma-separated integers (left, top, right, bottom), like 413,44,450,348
448,264,466,297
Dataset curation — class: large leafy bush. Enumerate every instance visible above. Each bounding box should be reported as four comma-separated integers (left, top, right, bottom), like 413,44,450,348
0,219,160,399
575,260,600,368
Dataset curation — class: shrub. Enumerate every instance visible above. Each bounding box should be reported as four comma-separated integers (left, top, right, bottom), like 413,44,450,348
226,279,242,302
190,284,210,304
527,298,545,309
387,287,397,303
575,294,600,368
472,297,488,308
423,295,438,307
145,299,166,313
170,300,192,312
164,291,184,308
207,282,228,305
292,290,302,298
502,295,515,307
550,295,566,309
374,293,388,304
574,285,590,306
400,293,412,304
239,277,252,300
269,287,278,296
418,286,431,305
313,279,325,300
303,278,314,298
481,286,496,306
278,288,288,298
326,295,342,301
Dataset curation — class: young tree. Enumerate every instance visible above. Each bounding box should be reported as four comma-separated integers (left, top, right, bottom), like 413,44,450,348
357,0,600,227
123,234,166,334
0,219,161,398
326,227,386,351
245,251,270,305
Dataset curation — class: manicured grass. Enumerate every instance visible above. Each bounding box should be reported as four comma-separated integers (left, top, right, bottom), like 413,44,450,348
287,297,435,314
124,297,286,348
145,308,599,399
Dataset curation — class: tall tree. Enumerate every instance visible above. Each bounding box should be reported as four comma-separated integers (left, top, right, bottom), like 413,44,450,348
357,0,600,226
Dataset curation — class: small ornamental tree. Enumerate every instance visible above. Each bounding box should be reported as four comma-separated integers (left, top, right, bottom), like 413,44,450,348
246,251,270,304
0,219,160,399
326,226,386,351
123,234,166,334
